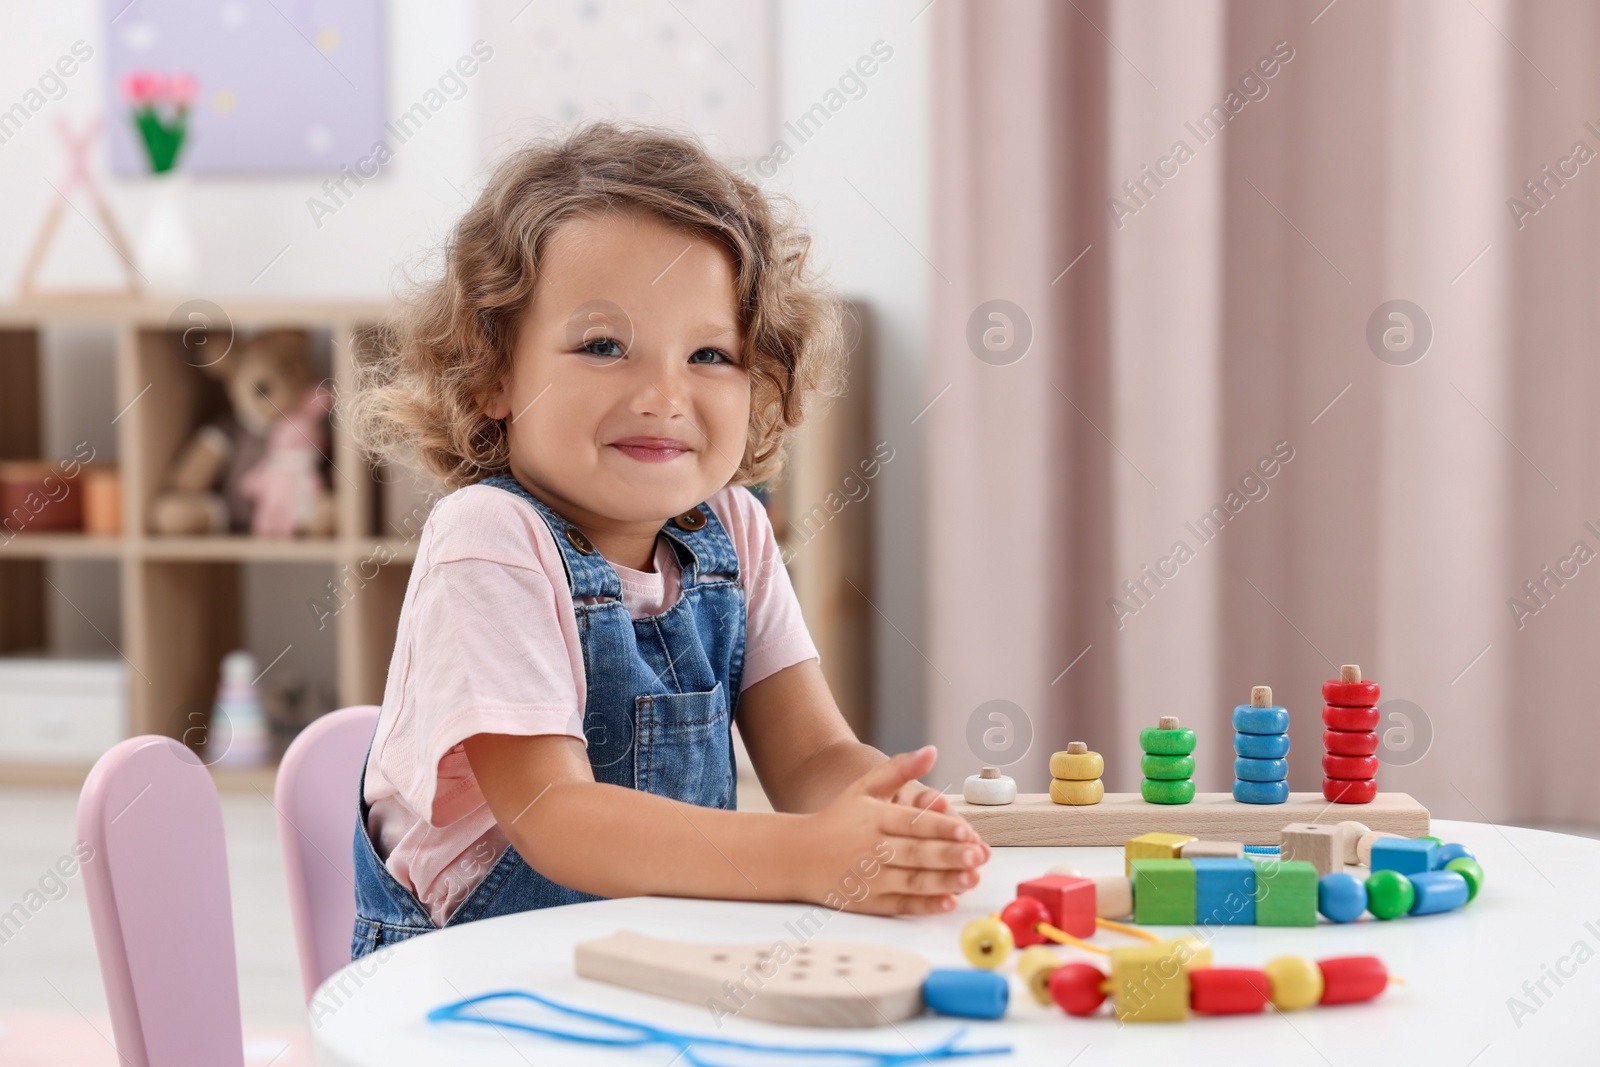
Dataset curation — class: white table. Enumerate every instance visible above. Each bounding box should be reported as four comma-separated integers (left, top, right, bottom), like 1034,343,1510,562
311,819,1598,1065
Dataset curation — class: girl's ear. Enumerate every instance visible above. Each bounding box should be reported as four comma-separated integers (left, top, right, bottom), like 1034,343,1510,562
480,375,512,420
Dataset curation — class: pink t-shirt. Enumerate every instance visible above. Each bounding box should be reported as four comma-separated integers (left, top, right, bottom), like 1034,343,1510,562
362,481,818,926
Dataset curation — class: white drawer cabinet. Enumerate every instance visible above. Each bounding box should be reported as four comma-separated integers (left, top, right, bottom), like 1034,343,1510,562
0,659,128,762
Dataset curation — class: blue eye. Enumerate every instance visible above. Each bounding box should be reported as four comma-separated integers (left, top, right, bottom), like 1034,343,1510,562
582,337,624,358
689,347,732,365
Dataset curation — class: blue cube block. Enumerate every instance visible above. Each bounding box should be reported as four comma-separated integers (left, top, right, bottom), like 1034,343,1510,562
1370,837,1438,877
1191,857,1256,926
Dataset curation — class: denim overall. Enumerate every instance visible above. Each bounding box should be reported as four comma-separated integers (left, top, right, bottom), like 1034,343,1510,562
349,473,745,959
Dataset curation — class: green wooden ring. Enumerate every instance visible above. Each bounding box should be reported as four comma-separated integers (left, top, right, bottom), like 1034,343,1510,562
1139,753,1195,781
1445,857,1484,902
1140,777,1196,804
1139,726,1196,756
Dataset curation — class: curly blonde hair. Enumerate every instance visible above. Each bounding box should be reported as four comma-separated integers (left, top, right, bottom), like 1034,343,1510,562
351,120,848,493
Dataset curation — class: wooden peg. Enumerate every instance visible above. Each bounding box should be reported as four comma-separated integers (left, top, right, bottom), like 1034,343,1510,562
1340,664,1361,683
1251,686,1272,708
1067,741,1088,754
980,766,1000,778
1157,716,1180,730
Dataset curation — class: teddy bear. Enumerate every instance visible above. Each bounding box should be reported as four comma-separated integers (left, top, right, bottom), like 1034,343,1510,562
151,329,337,538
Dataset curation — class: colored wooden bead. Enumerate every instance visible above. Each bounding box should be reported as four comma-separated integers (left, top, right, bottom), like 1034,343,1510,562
1417,835,1442,846
1364,869,1415,919
959,915,1015,968
1141,778,1196,804
1434,842,1475,868
1323,728,1378,756
1047,863,1083,877
1322,678,1380,707
1233,778,1290,804
1139,725,1196,755
1317,955,1388,1005
1108,941,1198,1022
1355,830,1399,866
1370,837,1438,877
999,896,1051,947
1140,753,1196,780
1446,857,1483,901
1234,756,1289,783
1191,857,1256,926
1317,872,1367,923
1280,823,1342,877
1337,821,1372,864
1049,777,1105,806
1263,955,1324,1010
1322,776,1377,804
1092,875,1134,919
1322,703,1379,731
1231,705,1290,734
1189,967,1270,1015
1124,832,1197,874
1322,753,1379,779
1049,961,1109,1016
923,968,1008,1019
1049,747,1104,780
1130,859,1197,925
1234,731,1290,759
1252,858,1319,926
962,767,1017,805
1015,945,1061,1005
1408,870,1470,915
1180,839,1244,860
1018,875,1096,938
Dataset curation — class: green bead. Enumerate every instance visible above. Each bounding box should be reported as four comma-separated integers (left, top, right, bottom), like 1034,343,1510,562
1365,869,1416,919
1445,857,1484,902
1139,726,1196,756
1417,835,1443,847
1141,777,1196,804
1140,753,1195,780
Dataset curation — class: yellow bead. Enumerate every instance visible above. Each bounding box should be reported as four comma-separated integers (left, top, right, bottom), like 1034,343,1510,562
1049,778,1105,805
1016,945,1061,1004
1049,749,1105,780
1263,955,1324,1011
960,915,1014,969
1108,941,1198,1022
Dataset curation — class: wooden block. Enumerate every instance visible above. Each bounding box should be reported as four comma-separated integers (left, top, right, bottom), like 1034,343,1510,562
1356,829,1401,866
574,930,930,1027
1130,859,1196,925
1251,859,1319,926
1049,777,1104,805
1370,836,1437,877
1092,875,1133,919
1124,831,1196,874
1018,874,1095,938
1279,822,1343,877
1108,940,1206,1022
1191,857,1256,926
1337,821,1371,864
944,792,1430,847
1180,839,1244,859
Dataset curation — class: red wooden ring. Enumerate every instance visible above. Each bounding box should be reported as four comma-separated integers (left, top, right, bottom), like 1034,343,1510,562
1323,728,1378,756
1323,753,1380,779
1322,704,1379,731
1322,679,1380,707
1322,776,1378,804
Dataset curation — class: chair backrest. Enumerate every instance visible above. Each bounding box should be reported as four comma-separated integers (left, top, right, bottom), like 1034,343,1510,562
274,705,380,1002
77,736,244,1067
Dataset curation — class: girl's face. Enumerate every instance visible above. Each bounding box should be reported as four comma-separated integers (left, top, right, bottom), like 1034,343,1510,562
486,210,751,535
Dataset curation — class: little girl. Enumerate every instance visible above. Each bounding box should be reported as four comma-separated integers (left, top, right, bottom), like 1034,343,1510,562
346,121,989,957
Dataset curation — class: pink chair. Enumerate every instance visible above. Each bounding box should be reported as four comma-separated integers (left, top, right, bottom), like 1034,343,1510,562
274,705,380,1002
77,735,245,1067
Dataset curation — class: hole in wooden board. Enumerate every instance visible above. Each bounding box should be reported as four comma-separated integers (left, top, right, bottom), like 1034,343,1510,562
877,963,892,971
711,953,727,961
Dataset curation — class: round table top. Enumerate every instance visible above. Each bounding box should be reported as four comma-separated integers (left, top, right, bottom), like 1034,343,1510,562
310,819,1595,1065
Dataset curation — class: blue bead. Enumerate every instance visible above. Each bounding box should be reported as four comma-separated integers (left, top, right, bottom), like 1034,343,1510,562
1408,870,1470,915
1234,731,1290,759
1232,779,1290,804
1371,838,1437,877
1317,872,1367,922
1192,858,1256,926
923,968,1008,1019
1231,705,1290,734
1433,842,1476,869
1234,756,1289,783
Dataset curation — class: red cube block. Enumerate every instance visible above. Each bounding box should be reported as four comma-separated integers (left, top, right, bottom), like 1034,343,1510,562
1017,875,1096,938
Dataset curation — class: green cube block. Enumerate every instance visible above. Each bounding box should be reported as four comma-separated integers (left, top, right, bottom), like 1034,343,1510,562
1252,858,1319,926
1130,859,1196,925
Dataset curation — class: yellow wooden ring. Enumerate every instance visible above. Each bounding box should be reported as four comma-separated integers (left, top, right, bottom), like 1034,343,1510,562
1015,945,1061,1005
1048,750,1105,780
1049,777,1105,805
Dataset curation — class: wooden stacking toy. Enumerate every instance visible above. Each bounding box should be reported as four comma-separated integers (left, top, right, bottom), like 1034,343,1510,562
1048,742,1104,805
1323,664,1380,804
1139,716,1195,804
1233,685,1289,804
962,765,1017,806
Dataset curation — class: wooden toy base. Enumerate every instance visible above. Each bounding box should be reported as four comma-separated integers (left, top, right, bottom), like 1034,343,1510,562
945,792,1429,846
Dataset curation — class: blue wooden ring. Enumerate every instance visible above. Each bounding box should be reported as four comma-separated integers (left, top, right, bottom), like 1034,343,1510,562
1233,731,1290,759
1234,756,1288,783
1232,778,1290,804
1231,705,1290,734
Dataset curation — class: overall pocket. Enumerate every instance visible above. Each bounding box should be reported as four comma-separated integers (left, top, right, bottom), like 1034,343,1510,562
634,681,734,809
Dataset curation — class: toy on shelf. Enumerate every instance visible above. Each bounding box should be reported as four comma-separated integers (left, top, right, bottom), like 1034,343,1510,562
1323,664,1380,804
1232,685,1290,804
1139,716,1196,804
1048,742,1104,805
962,765,1017,806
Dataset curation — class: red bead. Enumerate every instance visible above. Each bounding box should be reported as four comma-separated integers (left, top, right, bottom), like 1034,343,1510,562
1323,753,1380,779
1322,776,1378,803
1017,875,1096,938
1323,728,1378,756
1323,704,1379,731
1049,961,1108,1016
1322,679,1380,707
1189,967,1271,1015
1317,955,1388,1004
1000,896,1051,947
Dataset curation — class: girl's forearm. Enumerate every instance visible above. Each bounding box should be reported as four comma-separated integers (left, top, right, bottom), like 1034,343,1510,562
768,739,887,813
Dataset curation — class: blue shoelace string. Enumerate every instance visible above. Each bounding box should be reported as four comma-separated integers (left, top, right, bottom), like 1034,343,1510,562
1242,844,1281,855
428,989,1013,1066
